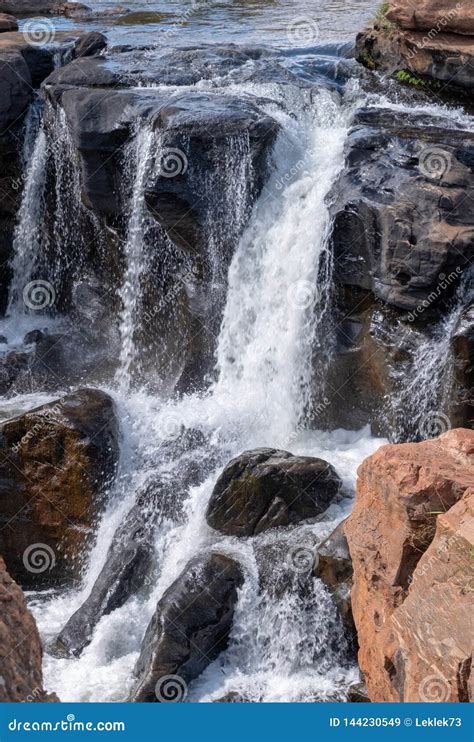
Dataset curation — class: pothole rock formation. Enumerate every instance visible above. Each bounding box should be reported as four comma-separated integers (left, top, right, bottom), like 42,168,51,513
0,556,58,701
345,428,474,702
0,388,119,587
356,0,474,95
130,553,244,702
206,449,342,537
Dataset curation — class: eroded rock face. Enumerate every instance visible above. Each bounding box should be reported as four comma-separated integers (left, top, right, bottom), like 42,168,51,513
386,0,474,35
0,13,17,32
319,107,474,437
0,556,57,701
356,2,474,94
0,388,119,587
130,553,244,702
345,428,474,702
206,449,342,537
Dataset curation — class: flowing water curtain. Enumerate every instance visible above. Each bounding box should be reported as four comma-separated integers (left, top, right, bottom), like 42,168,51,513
116,123,157,390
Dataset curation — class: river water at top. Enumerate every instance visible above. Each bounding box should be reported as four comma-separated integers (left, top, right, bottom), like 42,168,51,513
30,0,379,47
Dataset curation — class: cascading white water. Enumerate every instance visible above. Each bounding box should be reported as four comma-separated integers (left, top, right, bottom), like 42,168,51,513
30,82,389,703
7,124,48,316
116,125,156,390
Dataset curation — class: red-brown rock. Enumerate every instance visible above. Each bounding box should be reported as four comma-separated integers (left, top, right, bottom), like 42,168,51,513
345,429,474,702
386,0,474,35
0,556,57,701
0,13,17,32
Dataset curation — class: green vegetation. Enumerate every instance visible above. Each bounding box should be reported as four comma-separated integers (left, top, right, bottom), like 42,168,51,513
374,2,397,33
394,70,443,91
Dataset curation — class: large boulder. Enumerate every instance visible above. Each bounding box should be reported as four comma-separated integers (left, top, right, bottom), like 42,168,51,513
0,388,119,587
0,556,57,701
0,1,59,13
130,553,244,702
206,449,342,537
345,428,474,702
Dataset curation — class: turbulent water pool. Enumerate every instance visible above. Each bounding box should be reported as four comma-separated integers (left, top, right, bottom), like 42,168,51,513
3,0,472,705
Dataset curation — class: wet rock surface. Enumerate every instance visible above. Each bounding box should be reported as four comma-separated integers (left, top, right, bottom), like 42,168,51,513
345,428,474,702
206,449,342,537
0,556,57,701
315,519,356,645
130,553,244,702
0,388,119,587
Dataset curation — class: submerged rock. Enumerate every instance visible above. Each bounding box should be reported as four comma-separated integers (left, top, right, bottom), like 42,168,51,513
0,556,58,701
346,428,474,702
0,388,119,587
130,553,244,702
206,449,342,537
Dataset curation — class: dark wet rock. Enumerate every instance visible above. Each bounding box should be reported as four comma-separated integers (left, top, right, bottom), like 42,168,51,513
73,31,107,59
0,388,119,588
315,520,356,645
450,301,474,429
130,553,244,702
0,13,17,32
0,556,58,701
51,477,175,658
0,335,6,343
347,680,370,703
0,1,58,14
330,108,474,312
213,692,253,703
52,429,223,658
23,329,45,345
206,449,342,537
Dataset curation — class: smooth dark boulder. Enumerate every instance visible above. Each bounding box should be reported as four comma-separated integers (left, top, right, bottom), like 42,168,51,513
130,553,244,702
206,449,342,537
0,388,119,587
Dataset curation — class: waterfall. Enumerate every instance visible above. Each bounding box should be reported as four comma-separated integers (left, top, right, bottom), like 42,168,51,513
7,116,48,316
389,268,474,441
116,125,156,391
32,83,382,704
